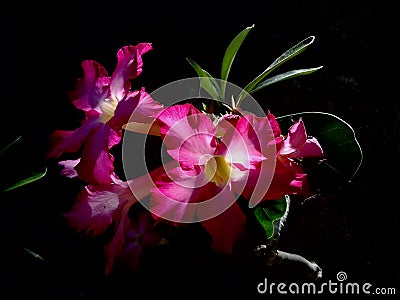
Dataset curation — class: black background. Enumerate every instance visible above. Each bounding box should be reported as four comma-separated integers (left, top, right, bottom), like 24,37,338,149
1,0,399,299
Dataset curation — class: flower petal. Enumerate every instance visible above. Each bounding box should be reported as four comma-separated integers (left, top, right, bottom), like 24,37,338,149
280,119,307,155
219,114,268,170
201,200,245,253
149,167,217,222
75,124,121,185
58,159,80,178
116,209,161,272
47,111,100,159
287,137,324,158
110,43,152,101
109,88,164,129
157,104,217,164
63,182,133,236
67,60,110,111
104,200,136,276
242,157,308,201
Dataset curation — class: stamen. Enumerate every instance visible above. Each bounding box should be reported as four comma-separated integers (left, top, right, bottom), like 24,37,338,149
100,96,119,123
205,155,232,187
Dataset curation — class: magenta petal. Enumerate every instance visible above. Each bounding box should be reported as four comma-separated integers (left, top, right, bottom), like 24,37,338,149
149,167,216,222
117,210,161,273
58,159,80,178
47,112,100,159
176,133,218,166
123,245,142,272
63,182,132,236
104,201,134,276
288,137,324,158
67,60,110,111
109,88,164,129
75,124,121,185
267,158,307,199
110,43,152,101
201,200,246,253
157,104,217,164
280,119,308,155
241,157,308,201
219,115,267,170
266,111,282,138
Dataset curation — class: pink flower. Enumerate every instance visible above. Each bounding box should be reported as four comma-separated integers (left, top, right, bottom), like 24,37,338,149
63,162,172,276
149,103,268,253
108,207,162,273
47,43,164,185
241,115,324,204
63,180,135,236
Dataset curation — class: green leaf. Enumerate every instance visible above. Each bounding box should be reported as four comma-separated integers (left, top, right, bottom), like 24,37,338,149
276,112,363,189
250,66,323,94
237,35,316,105
186,58,221,100
22,247,44,261
0,135,22,155
2,167,47,193
221,24,254,82
1,135,47,193
253,196,288,239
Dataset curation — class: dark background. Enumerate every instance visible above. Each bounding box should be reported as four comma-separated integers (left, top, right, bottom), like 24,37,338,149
1,0,399,299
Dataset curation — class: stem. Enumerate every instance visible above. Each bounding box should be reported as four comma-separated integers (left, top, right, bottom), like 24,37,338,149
255,244,322,280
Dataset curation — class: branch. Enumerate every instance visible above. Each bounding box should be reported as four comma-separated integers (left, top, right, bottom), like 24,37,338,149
254,244,322,280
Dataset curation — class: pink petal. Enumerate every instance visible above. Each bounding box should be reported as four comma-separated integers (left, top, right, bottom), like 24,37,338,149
63,182,133,236
67,60,110,111
75,124,121,185
287,137,324,158
117,210,160,267
47,111,100,159
177,133,218,166
109,88,164,129
121,244,142,272
104,201,134,276
115,209,161,273
218,115,268,170
242,157,308,201
110,43,152,101
280,119,307,155
58,159,80,178
157,104,217,164
266,111,282,138
201,200,246,253
149,167,218,222
215,113,240,135
267,158,307,198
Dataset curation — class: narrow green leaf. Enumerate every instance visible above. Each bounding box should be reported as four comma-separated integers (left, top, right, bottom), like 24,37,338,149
3,167,47,193
253,196,288,239
23,247,44,261
0,136,22,155
186,58,221,100
276,112,363,189
237,36,316,104
250,66,323,94
221,24,254,81
220,25,254,101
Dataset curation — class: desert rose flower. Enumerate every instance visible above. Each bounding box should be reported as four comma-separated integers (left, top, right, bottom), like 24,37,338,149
108,207,162,273
149,103,269,253
63,161,174,275
241,114,324,203
47,43,164,185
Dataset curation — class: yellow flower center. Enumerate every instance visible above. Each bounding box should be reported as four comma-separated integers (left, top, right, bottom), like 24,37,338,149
99,96,119,123
204,155,232,187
